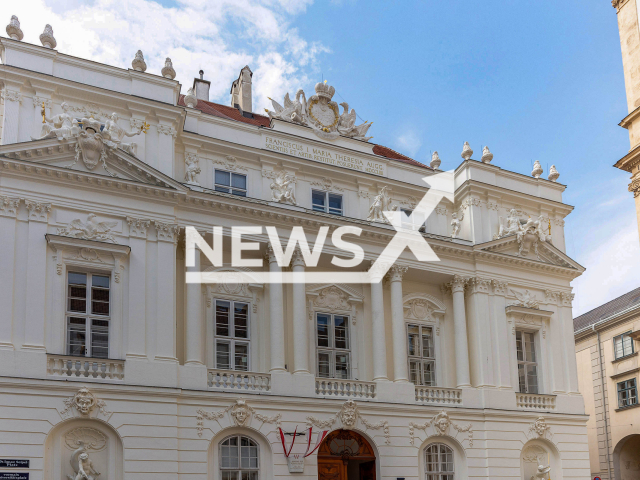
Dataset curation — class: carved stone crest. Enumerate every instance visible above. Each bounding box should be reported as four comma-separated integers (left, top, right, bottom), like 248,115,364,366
314,286,351,311
57,214,118,243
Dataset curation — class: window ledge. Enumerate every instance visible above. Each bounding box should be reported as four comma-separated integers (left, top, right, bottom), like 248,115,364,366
611,367,640,380
612,351,638,364
615,402,640,412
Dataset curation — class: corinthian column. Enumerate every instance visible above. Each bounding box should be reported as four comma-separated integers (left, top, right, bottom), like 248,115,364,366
369,263,388,381
291,247,309,374
267,244,286,372
390,265,409,382
451,275,471,387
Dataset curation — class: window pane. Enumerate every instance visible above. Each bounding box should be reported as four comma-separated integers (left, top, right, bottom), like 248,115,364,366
423,360,436,386
614,336,624,359
216,170,231,186
217,342,230,369
409,360,421,384
68,272,87,285
335,353,349,379
422,328,433,358
216,301,230,336
317,314,330,347
516,331,524,362
92,275,109,288
232,189,247,197
231,173,247,190
68,318,86,356
91,286,110,316
221,437,239,468
334,315,349,349
526,364,538,394
524,332,536,362
318,352,331,378
623,334,633,356
221,472,235,480
408,325,420,357
312,190,326,211
328,193,342,214
234,343,248,371
518,363,526,393
234,303,249,339
215,186,232,194
91,326,109,359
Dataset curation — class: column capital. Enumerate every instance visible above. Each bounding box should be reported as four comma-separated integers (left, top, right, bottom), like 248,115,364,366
466,276,491,294
491,279,509,296
155,221,180,243
265,242,279,265
0,196,20,218
368,261,391,282
292,245,306,268
450,274,467,294
1,89,22,103
389,264,408,282
24,199,51,222
127,216,151,239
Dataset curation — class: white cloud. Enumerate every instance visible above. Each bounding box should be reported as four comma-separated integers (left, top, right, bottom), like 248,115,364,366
394,129,423,158
1,0,327,111
571,221,640,316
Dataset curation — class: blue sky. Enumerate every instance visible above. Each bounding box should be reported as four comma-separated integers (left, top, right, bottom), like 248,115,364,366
2,0,638,314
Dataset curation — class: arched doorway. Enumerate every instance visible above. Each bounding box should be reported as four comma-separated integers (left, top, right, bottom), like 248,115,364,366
613,434,640,480
317,429,376,480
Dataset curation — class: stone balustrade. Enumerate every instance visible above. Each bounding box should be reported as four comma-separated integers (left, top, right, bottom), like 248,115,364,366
516,392,557,410
207,369,271,392
47,355,124,380
315,378,377,399
415,385,463,405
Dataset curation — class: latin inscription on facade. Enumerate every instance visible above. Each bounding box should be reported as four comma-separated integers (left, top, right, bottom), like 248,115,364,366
263,135,387,177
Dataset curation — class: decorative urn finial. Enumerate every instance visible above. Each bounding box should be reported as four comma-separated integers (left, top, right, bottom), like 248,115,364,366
532,160,543,178
6,15,23,41
132,50,147,72
39,24,56,49
184,87,198,108
161,57,176,79
481,145,493,164
461,142,473,161
430,151,441,169
548,164,559,182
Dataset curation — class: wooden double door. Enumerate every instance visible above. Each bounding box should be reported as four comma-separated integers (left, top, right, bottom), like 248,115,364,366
317,430,376,480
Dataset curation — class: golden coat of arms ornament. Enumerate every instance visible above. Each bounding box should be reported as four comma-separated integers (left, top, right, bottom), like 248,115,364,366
266,81,373,141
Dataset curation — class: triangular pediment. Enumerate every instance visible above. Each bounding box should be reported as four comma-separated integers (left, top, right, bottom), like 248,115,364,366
475,234,584,271
0,138,184,190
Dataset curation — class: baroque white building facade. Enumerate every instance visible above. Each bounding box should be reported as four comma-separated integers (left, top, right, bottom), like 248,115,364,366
0,21,589,480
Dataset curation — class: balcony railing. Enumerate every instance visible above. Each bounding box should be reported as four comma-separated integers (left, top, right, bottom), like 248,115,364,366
516,392,556,410
47,355,124,380
207,369,271,392
415,386,462,405
315,378,376,399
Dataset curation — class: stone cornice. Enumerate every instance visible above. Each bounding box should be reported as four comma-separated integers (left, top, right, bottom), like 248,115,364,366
614,142,640,173
45,233,131,256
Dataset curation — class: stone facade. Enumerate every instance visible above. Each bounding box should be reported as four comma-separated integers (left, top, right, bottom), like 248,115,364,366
0,29,589,479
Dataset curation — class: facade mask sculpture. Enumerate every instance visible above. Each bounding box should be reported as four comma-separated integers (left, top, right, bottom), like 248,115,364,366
230,399,251,426
433,411,451,435
270,170,297,204
339,399,358,429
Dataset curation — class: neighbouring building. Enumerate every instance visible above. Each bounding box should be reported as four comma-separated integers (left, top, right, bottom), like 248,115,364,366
612,0,640,239
574,288,640,480
0,17,590,480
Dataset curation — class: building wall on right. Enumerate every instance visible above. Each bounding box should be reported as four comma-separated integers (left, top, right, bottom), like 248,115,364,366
574,288,640,480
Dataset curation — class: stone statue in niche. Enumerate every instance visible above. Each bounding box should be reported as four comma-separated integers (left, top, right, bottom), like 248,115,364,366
270,170,297,204
530,464,551,480
34,101,77,141
184,154,201,185
367,186,393,223
67,447,100,480
450,211,463,238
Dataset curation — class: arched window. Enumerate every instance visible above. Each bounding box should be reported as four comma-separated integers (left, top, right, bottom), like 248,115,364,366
220,435,259,480
425,443,454,480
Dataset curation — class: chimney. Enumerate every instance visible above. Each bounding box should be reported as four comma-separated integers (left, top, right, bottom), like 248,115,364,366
230,65,253,117
193,70,210,101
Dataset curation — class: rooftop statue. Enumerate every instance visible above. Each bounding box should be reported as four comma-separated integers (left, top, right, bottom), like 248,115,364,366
266,81,373,141
34,101,77,141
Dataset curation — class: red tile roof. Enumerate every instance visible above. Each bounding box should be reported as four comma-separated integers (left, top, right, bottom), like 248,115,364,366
179,95,430,169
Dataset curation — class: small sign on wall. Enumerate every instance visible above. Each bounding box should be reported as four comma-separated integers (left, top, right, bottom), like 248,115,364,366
287,456,305,473
0,474,29,480
0,461,28,469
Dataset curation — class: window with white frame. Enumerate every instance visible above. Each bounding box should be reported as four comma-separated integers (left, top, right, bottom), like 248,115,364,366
614,332,635,359
617,378,638,408
425,443,454,480
312,190,343,215
408,324,436,386
516,330,538,394
401,208,426,232
316,313,350,379
66,271,110,358
214,300,250,371
220,435,259,480
215,170,247,197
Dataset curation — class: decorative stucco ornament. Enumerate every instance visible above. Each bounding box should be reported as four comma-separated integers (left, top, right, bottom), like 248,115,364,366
57,214,118,243
61,387,110,418
6,15,23,41
75,117,110,171
230,399,251,426
266,81,373,141
367,186,393,223
461,142,473,161
481,145,493,164
34,101,76,141
184,87,198,108
184,153,201,185
131,50,147,72
548,164,559,182
495,209,552,257
433,411,451,435
510,289,540,309
39,24,56,48
161,57,176,79
270,170,297,204
528,416,552,440
338,399,358,429
430,151,441,169
531,160,543,178
496,209,521,238
103,112,145,155
450,211,463,238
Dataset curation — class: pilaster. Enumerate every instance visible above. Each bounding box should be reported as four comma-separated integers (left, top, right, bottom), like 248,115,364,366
1,88,22,145
125,216,150,359
0,197,20,349
465,276,494,387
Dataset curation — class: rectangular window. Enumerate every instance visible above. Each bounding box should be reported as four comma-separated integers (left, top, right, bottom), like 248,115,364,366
316,313,350,379
516,330,538,394
312,190,343,215
407,324,436,386
614,332,635,359
215,170,247,197
214,300,250,371
66,272,110,358
617,378,638,408
401,208,426,233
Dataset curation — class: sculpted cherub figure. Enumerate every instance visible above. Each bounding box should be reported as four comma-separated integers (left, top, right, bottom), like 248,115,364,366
450,211,463,238
270,170,296,204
